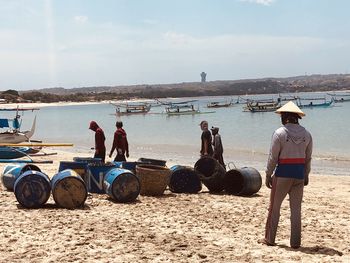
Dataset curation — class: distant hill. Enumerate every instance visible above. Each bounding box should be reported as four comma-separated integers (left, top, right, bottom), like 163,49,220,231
17,73,350,101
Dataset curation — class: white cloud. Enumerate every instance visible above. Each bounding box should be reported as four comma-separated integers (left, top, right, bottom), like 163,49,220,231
239,0,276,6
74,15,88,24
1,18,349,89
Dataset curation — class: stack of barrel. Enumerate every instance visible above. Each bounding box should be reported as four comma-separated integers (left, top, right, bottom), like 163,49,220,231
1,163,51,208
0,157,143,209
0,156,261,209
194,156,262,196
0,163,88,209
60,157,141,203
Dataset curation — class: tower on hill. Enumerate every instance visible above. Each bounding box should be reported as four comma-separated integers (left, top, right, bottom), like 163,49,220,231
200,72,207,83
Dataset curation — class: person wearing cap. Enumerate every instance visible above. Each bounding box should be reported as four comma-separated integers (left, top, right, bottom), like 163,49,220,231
109,121,129,162
211,126,225,167
89,121,106,163
261,101,313,249
199,120,213,157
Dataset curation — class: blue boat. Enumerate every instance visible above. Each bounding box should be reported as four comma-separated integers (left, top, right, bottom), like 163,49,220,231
0,146,34,159
0,146,50,164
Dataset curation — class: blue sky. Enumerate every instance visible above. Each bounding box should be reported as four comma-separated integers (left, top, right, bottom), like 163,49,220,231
1,0,349,90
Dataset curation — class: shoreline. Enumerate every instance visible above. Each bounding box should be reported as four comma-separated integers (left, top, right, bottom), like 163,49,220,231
0,101,109,109
0,98,159,109
46,146,350,177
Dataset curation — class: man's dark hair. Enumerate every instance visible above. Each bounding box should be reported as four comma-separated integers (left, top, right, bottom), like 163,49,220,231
116,121,123,128
281,112,300,125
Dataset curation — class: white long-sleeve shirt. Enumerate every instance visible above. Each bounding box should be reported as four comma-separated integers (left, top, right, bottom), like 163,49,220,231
266,123,313,180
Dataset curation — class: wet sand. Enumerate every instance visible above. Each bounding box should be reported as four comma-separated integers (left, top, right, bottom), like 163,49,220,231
0,149,349,262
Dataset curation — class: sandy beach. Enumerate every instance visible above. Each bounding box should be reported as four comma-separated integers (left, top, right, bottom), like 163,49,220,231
0,149,349,263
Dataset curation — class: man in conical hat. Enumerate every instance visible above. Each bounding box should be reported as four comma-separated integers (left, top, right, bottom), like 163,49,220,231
260,101,313,249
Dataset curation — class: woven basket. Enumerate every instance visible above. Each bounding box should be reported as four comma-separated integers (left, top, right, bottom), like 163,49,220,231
136,164,171,196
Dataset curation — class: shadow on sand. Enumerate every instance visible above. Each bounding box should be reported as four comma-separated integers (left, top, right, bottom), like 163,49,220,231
278,244,343,256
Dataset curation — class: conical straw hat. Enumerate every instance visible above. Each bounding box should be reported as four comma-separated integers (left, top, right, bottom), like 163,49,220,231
275,101,305,117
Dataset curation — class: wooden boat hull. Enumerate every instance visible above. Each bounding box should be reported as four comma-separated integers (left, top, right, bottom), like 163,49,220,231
245,102,281,112
115,111,150,116
246,107,279,112
207,104,233,108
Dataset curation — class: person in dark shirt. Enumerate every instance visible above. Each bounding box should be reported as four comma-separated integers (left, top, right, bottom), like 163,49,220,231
211,126,225,167
109,121,129,161
199,120,213,156
89,121,106,162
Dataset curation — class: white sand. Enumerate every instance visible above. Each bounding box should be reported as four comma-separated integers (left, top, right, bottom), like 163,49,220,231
0,149,349,262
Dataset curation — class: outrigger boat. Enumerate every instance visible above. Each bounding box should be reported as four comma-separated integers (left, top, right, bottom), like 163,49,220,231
0,108,37,144
327,92,350,103
278,94,298,101
207,99,234,108
244,100,281,112
166,104,199,115
0,146,41,159
0,143,73,163
296,97,334,108
110,102,151,115
165,104,215,116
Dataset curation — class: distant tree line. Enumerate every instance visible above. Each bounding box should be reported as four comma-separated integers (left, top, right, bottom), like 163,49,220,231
1,76,350,103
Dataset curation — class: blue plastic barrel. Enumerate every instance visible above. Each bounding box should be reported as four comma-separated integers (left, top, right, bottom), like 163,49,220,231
14,170,51,208
87,163,116,193
59,161,88,174
169,165,202,193
113,161,140,174
112,161,123,168
51,169,87,209
58,161,89,188
1,163,41,191
104,168,140,203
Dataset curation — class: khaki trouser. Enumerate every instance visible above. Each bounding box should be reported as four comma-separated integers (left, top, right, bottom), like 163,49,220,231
265,177,304,247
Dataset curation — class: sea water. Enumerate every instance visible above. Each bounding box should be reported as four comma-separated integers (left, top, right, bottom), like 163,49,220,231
6,92,350,176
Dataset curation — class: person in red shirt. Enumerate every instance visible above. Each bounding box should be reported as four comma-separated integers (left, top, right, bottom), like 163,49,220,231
89,121,106,162
109,121,129,161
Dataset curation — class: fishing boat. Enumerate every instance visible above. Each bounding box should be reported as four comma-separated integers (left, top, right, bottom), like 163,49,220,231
0,143,73,163
110,102,151,115
327,92,350,103
165,103,215,116
207,99,234,108
278,94,298,101
244,100,281,112
0,146,39,159
296,97,334,108
165,104,200,115
155,99,198,106
0,114,36,144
